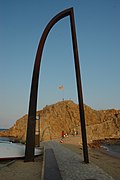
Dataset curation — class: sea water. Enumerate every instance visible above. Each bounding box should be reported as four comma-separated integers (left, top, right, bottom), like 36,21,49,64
101,143,120,158
0,129,11,142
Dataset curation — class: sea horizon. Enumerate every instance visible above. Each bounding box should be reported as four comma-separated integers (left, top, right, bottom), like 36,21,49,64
0,128,8,131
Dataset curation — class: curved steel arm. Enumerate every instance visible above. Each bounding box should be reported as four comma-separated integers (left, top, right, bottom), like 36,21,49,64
25,7,89,163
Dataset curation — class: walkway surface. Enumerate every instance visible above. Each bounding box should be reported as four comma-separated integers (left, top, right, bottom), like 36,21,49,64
42,140,114,180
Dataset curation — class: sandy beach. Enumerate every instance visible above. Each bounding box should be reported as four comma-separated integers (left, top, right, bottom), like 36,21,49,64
0,155,43,180
61,135,120,180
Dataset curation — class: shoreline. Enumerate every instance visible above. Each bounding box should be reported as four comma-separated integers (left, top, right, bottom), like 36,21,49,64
98,145,120,159
0,136,120,179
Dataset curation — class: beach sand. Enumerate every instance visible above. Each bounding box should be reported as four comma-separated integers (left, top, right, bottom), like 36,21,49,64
0,155,43,180
61,135,120,180
0,136,120,180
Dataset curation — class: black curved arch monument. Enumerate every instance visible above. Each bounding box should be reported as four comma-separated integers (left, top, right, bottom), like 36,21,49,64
25,7,89,163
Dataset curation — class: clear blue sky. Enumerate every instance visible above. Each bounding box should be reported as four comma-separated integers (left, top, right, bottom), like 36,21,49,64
0,0,120,128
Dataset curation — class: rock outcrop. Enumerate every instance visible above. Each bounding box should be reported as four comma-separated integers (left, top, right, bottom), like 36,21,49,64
0,100,120,143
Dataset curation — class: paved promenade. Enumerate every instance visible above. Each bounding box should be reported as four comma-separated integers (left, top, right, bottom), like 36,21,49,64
42,141,114,180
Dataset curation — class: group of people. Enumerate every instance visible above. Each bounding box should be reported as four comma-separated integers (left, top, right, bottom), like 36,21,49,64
60,129,78,143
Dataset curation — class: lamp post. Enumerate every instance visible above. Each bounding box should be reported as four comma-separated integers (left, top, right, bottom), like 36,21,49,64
36,115,40,147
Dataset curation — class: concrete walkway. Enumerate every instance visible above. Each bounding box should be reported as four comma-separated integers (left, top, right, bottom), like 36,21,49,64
42,141,114,180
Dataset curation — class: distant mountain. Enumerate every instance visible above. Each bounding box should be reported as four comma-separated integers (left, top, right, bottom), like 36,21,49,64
0,100,120,143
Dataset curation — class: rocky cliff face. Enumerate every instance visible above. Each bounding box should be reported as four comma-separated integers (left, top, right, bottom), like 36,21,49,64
0,100,120,143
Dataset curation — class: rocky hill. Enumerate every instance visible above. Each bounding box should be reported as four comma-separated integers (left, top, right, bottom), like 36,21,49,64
0,100,120,143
